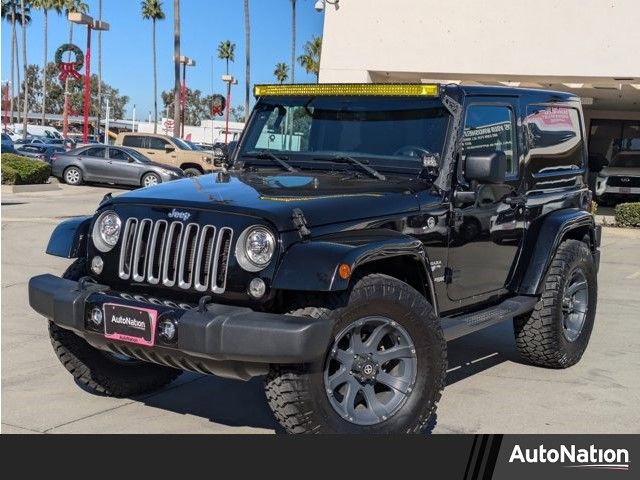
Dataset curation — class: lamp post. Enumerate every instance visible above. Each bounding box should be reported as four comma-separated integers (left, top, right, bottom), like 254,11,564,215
179,55,195,138
99,93,110,145
3,81,10,133
222,74,237,144
68,12,110,144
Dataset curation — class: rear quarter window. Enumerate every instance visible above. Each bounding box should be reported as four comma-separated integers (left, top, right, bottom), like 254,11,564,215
122,135,145,148
524,106,585,176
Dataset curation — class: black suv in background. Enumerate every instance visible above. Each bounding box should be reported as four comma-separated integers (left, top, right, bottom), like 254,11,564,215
29,83,600,434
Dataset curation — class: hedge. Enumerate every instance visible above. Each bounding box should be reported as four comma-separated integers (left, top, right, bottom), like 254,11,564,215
615,202,640,228
1,153,52,185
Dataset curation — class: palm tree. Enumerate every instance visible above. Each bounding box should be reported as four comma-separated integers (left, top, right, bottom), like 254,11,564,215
141,0,166,133
1,0,30,124
243,0,250,120
274,62,289,84
298,35,322,82
217,40,235,75
31,0,65,125
20,0,29,137
290,0,296,84
172,0,181,136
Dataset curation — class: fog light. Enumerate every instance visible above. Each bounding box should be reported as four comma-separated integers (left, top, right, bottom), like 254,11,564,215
91,256,104,275
159,319,177,341
89,307,103,327
248,278,266,299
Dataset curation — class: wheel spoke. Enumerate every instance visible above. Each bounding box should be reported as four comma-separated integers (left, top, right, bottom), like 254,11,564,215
333,348,355,368
327,367,350,390
350,328,365,354
364,323,392,351
373,345,414,364
362,384,387,420
566,280,587,296
341,380,360,418
376,371,411,394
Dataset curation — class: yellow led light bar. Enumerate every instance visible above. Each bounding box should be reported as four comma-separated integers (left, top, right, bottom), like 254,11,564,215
253,83,440,98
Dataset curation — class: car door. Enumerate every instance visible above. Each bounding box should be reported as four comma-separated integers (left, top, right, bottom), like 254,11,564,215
145,136,177,166
78,146,111,182
446,98,525,302
107,147,143,185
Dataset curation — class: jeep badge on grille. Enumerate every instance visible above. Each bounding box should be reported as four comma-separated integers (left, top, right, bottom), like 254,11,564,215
167,209,191,221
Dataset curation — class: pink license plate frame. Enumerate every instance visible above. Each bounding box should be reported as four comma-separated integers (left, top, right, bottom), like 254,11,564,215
103,303,158,347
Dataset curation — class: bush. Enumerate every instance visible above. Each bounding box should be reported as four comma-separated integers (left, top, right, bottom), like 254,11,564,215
615,202,640,228
1,153,52,185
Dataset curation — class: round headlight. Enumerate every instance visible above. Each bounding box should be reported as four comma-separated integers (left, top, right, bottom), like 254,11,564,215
235,226,276,272
92,210,121,252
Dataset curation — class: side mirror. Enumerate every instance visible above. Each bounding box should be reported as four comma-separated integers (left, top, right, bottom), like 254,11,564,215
165,145,175,153
464,151,507,184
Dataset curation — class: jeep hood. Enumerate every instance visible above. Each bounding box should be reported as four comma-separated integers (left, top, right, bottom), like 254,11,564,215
107,171,427,231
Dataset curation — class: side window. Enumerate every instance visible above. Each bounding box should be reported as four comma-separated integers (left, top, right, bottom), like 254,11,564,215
462,105,516,175
524,106,584,175
109,148,131,162
148,137,170,150
122,135,144,148
83,147,107,158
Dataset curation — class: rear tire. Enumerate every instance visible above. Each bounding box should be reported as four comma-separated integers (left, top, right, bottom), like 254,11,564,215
265,274,446,434
183,167,201,177
514,240,597,368
49,258,181,397
63,166,83,185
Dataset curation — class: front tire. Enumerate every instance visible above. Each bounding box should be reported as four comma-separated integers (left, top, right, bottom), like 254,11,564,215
265,274,446,434
183,167,201,177
49,259,181,397
141,172,161,187
514,240,597,368
63,166,83,185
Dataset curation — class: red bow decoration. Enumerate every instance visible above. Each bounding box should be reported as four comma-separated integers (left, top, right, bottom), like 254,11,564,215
58,62,82,82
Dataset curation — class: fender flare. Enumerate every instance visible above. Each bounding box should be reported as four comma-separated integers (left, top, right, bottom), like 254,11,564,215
272,229,438,312
517,208,598,295
46,216,92,258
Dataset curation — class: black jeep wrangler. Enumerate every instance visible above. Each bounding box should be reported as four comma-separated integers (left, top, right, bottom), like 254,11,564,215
29,83,601,434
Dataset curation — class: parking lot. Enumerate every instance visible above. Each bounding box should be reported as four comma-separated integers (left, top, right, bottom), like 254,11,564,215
2,183,639,434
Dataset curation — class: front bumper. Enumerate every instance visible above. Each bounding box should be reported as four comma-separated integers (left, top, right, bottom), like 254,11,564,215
29,274,332,378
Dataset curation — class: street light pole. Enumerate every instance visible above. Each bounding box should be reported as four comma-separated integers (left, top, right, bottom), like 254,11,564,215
179,56,195,138
104,95,110,145
3,81,10,133
222,74,236,144
82,23,92,144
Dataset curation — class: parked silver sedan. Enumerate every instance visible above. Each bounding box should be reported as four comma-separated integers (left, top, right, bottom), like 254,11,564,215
52,145,185,187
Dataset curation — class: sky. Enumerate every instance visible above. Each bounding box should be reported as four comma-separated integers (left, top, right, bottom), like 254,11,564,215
1,0,325,119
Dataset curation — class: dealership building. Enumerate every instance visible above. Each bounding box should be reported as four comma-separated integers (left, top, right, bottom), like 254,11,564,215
319,0,640,164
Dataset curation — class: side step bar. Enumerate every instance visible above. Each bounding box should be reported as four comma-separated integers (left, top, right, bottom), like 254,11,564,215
442,295,538,341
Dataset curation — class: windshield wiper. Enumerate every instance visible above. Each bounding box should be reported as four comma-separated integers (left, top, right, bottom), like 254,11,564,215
241,150,298,173
317,154,386,181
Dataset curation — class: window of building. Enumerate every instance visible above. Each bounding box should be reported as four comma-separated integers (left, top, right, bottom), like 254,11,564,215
462,105,516,175
589,120,640,170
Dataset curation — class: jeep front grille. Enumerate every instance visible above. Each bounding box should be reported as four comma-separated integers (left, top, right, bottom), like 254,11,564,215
118,218,233,293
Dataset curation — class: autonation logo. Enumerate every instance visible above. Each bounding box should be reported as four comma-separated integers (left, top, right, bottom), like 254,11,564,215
509,444,630,471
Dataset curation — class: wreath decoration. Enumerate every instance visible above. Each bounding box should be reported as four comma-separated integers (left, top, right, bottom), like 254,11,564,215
211,94,226,116
55,43,84,81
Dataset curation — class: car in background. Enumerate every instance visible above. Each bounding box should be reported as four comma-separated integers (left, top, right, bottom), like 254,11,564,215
1,133,15,153
16,144,66,163
594,151,640,204
51,145,184,187
115,132,217,177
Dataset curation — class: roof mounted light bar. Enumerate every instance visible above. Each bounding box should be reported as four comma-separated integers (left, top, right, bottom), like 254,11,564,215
253,83,440,98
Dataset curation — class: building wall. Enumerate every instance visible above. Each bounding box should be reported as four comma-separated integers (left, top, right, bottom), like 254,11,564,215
319,0,640,83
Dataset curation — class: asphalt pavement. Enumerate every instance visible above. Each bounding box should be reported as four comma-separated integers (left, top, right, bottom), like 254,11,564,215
2,183,639,433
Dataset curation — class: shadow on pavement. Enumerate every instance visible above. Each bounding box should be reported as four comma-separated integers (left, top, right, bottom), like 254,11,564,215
140,373,281,432
445,319,526,386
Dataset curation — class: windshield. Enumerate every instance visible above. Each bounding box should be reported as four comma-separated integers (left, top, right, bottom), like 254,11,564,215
610,152,640,168
238,96,450,173
185,141,203,151
170,136,191,150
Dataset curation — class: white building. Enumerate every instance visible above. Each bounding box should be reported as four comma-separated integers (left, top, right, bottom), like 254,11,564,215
319,0,640,164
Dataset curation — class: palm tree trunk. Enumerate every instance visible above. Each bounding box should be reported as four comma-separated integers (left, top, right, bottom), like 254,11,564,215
9,13,15,124
173,0,181,137
15,25,22,125
41,10,48,125
226,58,229,75
152,18,158,133
21,0,28,139
244,0,250,117
97,0,103,141
291,0,296,84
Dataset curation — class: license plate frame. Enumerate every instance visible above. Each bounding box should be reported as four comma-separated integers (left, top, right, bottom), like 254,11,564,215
103,303,158,347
